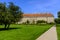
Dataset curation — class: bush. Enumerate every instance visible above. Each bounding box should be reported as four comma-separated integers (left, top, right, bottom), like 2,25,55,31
48,22,54,24
22,22,26,24
36,20,47,24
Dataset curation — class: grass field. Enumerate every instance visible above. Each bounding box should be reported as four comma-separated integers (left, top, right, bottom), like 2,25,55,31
56,24,60,40
0,24,53,40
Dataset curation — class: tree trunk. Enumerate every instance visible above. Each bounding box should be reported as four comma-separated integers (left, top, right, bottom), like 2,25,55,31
7,24,10,29
5,24,7,29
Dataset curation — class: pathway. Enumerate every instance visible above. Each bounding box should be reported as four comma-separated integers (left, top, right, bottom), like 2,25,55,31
36,25,58,40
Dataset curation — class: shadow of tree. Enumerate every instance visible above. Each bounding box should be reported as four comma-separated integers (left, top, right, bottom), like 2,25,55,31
0,27,21,31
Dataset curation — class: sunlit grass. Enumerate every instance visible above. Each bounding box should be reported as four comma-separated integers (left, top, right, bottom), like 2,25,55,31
0,24,53,40
56,24,60,40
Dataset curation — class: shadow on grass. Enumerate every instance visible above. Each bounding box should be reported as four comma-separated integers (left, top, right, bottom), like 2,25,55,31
0,27,21,31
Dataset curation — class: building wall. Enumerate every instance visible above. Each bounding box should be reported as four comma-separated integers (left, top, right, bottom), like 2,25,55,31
47,17,54,23
18,16,54,24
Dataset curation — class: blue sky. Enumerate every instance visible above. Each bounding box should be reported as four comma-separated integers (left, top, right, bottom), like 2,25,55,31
0,0,60,18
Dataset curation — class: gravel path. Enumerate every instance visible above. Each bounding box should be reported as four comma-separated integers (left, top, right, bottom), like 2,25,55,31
36,25,58,40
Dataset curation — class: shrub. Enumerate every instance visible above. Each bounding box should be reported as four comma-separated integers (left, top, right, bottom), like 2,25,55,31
22,22,26,24
48,22,54,24
36,20,47,24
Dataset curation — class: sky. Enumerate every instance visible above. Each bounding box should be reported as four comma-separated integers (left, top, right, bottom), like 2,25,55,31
0,0,60,18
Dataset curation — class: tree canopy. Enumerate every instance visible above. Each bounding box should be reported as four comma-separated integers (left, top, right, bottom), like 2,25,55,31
58,11,60,18
55,11,60,24
0,2,23,29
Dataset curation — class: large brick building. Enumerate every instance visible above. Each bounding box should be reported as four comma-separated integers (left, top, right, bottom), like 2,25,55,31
18,13,54,24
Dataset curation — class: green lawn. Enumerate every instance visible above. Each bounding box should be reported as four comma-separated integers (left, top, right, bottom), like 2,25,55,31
56,24,60,40
0,24,53,40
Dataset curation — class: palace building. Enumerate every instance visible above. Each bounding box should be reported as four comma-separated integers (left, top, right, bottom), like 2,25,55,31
18,13,54,24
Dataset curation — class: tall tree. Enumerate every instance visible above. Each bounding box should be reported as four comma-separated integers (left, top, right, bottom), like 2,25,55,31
58,11,60,18
0,2,23,29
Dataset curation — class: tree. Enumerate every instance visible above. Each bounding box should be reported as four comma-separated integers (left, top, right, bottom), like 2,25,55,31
26,20,30,24
55,11,60,24
55,18,60,24
0,2,23,29
58,11,60,18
